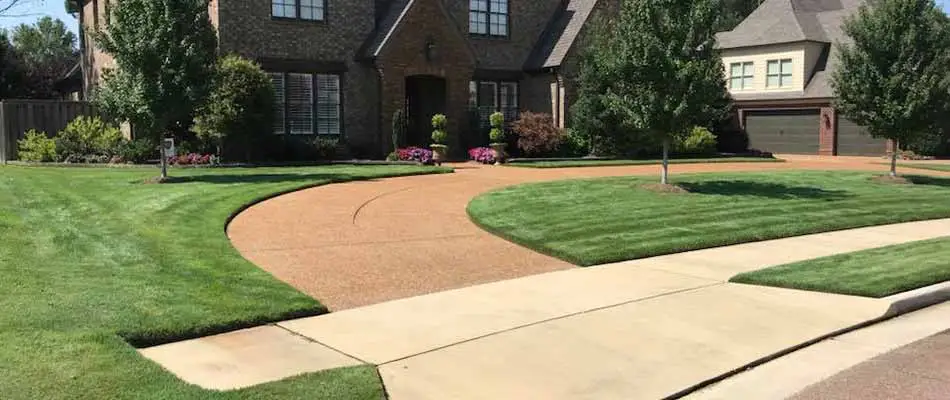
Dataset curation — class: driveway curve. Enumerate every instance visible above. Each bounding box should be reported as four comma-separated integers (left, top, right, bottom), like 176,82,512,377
227,156,944,310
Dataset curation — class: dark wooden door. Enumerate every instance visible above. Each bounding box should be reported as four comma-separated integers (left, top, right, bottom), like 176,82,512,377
406,76,447,147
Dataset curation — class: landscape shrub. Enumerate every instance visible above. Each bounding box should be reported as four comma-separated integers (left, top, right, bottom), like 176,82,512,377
397,147,433,164
115,138,157,164
56,116,125,163
513,112,566,156
489,112,505,144
431,114,448,145
193,55,274,161
17,130,57,162
675,126,718,155
468,147,495,164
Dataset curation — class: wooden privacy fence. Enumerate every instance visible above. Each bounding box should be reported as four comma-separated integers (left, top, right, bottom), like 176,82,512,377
0,100,97,162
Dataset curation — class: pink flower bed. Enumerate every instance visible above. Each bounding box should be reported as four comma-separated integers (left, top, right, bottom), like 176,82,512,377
168,153,214,166
397,147,433,164
468,147,496,164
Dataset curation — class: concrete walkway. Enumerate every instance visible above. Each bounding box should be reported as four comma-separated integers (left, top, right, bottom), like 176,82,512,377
691,301,950,399
144,218,950,398
228,155,945,310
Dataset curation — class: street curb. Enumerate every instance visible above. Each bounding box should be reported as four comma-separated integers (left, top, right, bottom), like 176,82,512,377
884,281,950,317
670,283,950,399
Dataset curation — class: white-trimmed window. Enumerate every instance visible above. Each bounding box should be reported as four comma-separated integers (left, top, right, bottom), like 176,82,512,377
268,72,342,135
728,62,754,90
766,59,794,88
272,0,325,21
470,0,508,36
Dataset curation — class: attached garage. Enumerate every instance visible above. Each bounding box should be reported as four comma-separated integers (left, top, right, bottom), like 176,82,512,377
837,118,885,156
744,109,820,154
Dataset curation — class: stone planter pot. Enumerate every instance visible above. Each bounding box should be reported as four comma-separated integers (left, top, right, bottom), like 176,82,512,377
430,144,448,166
490,143,507,165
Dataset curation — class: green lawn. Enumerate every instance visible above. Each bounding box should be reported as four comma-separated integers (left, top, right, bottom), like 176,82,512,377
732,237,950,297
901,163,950,173
467,171,950,266
0,165,449,399
506,156,782,168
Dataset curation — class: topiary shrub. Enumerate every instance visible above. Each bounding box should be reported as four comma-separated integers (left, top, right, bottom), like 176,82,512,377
17,130,57,162
513,112,565,156
431,114,448,145
489,111,505,144
56,116,125,163
675,126,718,155
392,108,407,152
194,55,275,162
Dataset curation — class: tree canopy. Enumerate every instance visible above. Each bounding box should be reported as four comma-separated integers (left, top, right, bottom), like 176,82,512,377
576,0,731,183
0,31,26,99
832,0,950,175
9,17,77,98
94,0,218,139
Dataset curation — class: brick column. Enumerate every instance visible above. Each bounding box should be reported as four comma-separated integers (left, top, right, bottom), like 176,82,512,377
819,107,836,156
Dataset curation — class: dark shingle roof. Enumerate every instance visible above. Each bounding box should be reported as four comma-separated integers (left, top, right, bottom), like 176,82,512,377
362,0,414,59
525,0,600,70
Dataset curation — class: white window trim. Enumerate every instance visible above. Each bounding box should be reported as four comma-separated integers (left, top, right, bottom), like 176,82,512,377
728,62,754,91
766,59,794,89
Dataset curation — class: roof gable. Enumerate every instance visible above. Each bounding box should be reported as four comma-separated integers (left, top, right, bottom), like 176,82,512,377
525,0,600,70
716,0,856,49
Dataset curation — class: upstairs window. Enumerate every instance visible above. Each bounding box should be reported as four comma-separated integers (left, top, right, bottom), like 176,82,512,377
766,59,794,88
273,0,325,21
728,62,754,90
470,0,508,36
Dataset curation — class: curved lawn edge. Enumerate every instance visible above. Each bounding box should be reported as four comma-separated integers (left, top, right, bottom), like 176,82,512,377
466,171,950,267
225,167,454,231
504,156,783,169
132,167,453,349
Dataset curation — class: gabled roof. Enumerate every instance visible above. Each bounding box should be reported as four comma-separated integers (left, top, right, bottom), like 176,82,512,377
525,0,599,70
362,0,413,59
716,0,861,49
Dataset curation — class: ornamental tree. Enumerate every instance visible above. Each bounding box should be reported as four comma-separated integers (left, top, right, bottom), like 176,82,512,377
584,0,731,184
832,0,950,177
94,0,217,178
9,17,77,99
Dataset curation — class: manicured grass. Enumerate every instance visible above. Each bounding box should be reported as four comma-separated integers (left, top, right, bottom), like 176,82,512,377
0,165,448,399
732,237,950,297
506,156,782,168
901,163,950,173
467,171,950,266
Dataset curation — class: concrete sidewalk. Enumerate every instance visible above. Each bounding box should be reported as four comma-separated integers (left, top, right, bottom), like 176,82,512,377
142,218,950,398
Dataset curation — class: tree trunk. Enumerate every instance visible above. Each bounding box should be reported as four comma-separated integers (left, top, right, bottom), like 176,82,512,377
160,135,168,180
661,139,670,185
890,148,898,177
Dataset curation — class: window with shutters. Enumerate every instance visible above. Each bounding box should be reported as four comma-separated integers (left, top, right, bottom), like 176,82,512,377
269,72,342,136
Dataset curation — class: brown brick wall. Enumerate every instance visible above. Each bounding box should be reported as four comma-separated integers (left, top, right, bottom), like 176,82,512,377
820,107,836,155
444,0,562,70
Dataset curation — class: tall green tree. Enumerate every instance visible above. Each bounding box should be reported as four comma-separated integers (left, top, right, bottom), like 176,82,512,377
584,0,731,184
94,0,218,178
719,0,765,31
833,0,950,177
10,17,77,98
0,31,26,99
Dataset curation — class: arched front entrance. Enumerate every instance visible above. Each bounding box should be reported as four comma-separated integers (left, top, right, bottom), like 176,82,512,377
405,75,447,146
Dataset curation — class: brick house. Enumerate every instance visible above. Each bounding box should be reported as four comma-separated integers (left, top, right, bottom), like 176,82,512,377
78,0,611,158
716,0,887,156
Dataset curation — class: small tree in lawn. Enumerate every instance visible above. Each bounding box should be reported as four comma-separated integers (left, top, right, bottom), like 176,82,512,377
590,0,731,184
93,0,218,179
194,55,275,162
832,0,950,177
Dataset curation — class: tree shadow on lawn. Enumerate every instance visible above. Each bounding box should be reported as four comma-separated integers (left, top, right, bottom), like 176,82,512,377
163,173,365,185
906,175,950,187
678,180,852,200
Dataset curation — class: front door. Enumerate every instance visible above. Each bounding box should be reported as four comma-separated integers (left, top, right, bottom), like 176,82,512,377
406,76,447,147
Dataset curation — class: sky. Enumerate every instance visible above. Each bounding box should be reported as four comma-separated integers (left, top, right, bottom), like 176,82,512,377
0,0,948,37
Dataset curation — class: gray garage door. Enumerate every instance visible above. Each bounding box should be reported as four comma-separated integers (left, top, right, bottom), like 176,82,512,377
837,118,885,156
745,109,820,154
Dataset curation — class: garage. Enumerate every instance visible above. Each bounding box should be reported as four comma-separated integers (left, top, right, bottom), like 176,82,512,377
744,109,820,154
837,118,885,156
